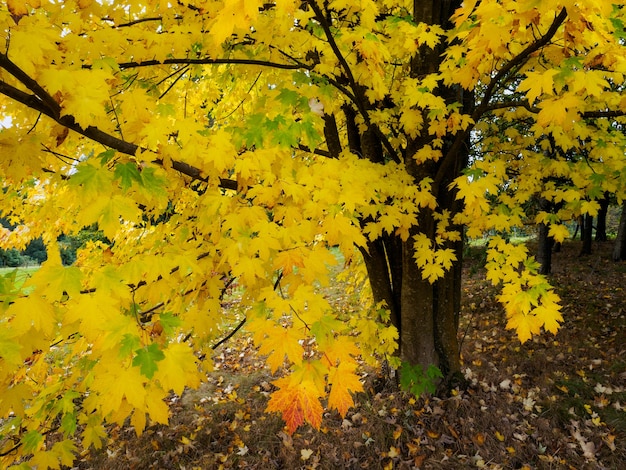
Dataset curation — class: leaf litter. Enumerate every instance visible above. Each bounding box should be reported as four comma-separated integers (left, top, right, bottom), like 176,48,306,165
79,241,625,469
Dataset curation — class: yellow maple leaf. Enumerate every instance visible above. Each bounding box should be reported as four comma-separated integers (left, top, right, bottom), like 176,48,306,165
130,409,147,436
80,415,106,450
144,391,169,426
506,310,543,343
518,69,559,103
8,295,55,336
257,324,305,373
154,342,201,396
25,263,83,300
89,363,146,416
548,224,570,243
534,290,563,334
7,0,30,16
327,362,363,417
321,334,361,366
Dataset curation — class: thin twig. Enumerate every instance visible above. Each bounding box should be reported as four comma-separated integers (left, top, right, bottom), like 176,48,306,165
217,71,263,121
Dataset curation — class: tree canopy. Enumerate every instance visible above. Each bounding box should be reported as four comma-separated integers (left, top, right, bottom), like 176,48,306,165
1,0,626,467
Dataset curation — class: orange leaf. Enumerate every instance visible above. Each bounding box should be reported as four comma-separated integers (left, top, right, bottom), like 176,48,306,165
266,376,323,434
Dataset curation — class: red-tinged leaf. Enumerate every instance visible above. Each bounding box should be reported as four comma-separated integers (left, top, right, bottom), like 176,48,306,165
266,376,324,434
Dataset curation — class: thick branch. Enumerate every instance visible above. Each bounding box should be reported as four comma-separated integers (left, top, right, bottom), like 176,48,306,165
306,0,401,163
306,0,365,114
322,113,342,157
463,99,626,121
0,53,61,117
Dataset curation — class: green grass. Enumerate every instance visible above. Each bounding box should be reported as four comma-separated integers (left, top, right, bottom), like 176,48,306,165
0,266,38,289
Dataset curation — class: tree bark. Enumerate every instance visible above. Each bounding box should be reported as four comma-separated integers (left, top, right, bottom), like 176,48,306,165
613,201,626,261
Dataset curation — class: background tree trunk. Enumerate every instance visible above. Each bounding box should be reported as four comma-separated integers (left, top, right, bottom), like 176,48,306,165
537,222,554,274
595,193,609,242
613,202,626,261
580,213,593,255
536,198,555,274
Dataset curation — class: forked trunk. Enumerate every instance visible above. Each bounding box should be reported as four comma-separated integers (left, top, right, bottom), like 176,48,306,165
361,214,463,379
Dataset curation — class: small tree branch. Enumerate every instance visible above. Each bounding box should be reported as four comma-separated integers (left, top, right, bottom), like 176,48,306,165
434,8,569,191
297,144,331,158
103,16,168,28
472,8,568,123
210,317,247,350
582,109,626,119
306,0,400,163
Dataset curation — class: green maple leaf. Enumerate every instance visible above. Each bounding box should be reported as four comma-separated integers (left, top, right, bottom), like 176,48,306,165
61,412,78,436
277,88,303,107
69,162,112,194
119,334,141,358
133,343,165,378
157,312,182,336
114,162,142,190
139,167,167,195
21,430,43,454
310,314,343,348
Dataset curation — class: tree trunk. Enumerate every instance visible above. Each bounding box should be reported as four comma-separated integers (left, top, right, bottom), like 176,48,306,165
400,225,438,368
613,201,626,261
362,215,464,379
580,213,593,255
537,222,554,274
347,0,467,385
536,198,555,274
595,193,609,242
397,0,466,379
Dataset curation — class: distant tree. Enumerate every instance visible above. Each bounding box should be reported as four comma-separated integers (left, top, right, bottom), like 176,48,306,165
0,247,23,267
595,193,610,242
580,213,594,255
23,237,47,264
536,198,556,275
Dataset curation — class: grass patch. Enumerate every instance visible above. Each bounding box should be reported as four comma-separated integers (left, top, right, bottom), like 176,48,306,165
0,266,38,290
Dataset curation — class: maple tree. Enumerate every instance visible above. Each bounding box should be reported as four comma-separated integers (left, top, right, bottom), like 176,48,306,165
1,0,626,466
